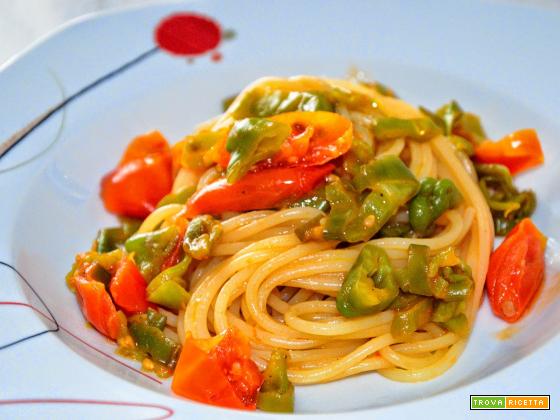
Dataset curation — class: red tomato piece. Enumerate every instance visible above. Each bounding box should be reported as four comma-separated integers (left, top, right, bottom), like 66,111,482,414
100,153,173,218
74,276,124,340
172,329,263,410
486,218,547,322
119,130,170,165
109,258,148,314
186,164,334,217
475,128,544,175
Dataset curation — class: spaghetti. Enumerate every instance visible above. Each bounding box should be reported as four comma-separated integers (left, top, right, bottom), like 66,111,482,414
67,74,547,412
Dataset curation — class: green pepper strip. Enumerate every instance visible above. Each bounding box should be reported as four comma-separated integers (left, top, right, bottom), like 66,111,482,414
257,349,295,413
183,215,222,260
475,163,536,235
125,226,180,281
372,117,442,142
336,244,398,317
396,244,432,296
146,308,167,330
129,322,180,368
327,155,419,243
230,89,334,119
391,297,433,340
147,256,191,311
409,177,462,236
157,186,196,208
225,117,291,182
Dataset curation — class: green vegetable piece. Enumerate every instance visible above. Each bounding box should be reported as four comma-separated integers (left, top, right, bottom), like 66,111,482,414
257,349,295,413
476,163,536,236
148,281,191,311
253,90,334,117
325,156,419,242
377,221,412,238
294,214,323,242
442,313,469,337
87,262,112,288
428,256,473,302
336,244,398,317
391,297,433,340
222,93,238,112
289,187,330,213
146,308,167,331
372,117,442,142
183,215,222,260
225,118,291,182
147,256,191,295
396,244,432,296
96,227,125,253
409,177,462,236
157,186,196,208
182,130,222,170
129,322,180,368
120,217,142,238
125,226,180,281
390,293,421,310
432,301,460,323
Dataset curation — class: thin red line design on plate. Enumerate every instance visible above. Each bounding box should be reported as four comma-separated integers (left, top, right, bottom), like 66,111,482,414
155,13,222,56
0,399,173,420
0,301,162,384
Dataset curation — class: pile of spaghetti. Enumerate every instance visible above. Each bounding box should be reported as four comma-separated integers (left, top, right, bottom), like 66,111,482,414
66,75,546,412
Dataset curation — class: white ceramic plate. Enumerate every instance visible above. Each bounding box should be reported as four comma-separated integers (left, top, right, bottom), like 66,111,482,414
1,1,559,418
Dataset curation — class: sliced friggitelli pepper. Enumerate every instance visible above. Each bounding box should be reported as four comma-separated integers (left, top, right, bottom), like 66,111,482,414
396,244,432,296
428,251,474,302
294,214,323,242
125,225,180,281
157,186,196,208
96,217,143,253
409,177,462,236
96,227,126,253
328,155,419,243
183,215,222,260
147,256,191,311
181,129,227,171
391,297,433,340
146,308,167,330
324,157,419,243
225,118,291,182
442,313,469,337
377,221,412,238
336,244,398,317
288,187,330,213
66,249,124,290
251,90,334,118
257,349,295,413
431,300,460,323
476,163,536,236
128,321,180,368
372,117,442,142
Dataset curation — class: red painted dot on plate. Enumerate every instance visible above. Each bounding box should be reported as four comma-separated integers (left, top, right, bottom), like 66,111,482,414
155,13,221,56
211,51,222,62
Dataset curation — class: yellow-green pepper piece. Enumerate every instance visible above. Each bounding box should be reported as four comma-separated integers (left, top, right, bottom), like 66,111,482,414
372,117,442,142
183,215,222,260
476,163,536,236
125,226,180,281
391,297,433,339
257,349,294,413
225,118,291,182
324,156,419,242
336,244,398,317
157,186,196,208
396,244,432,296
409,177,462,236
